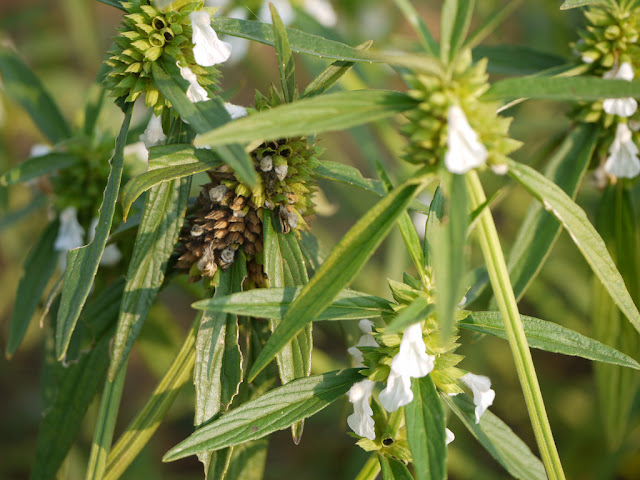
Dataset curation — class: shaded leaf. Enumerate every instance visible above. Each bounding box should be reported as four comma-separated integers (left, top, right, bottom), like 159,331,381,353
0,153,80,187
270,3,296,103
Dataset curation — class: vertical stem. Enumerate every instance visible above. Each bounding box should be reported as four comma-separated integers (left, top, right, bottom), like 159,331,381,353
85,363,128,480
466,170,565,480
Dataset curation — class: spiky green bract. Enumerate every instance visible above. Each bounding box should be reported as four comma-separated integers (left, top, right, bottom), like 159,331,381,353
402,50,521,169
104,0,221,114
359,272,465,396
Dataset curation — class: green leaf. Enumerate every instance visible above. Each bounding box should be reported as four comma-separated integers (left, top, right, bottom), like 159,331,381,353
440,0,458,64
507,159,640,336
0,153,80,187
247,177,426,381
163,369,362,461
105,315,198,480
194,90,415,150
31,283,123,480
96,0,127,11
0,46,71,143
449,0,475,61
192,286,393,320
463,1,523,51
432,174,468,337
7,220,59,357
393,0,439,56
385,297,434,334
151,59,258,187
444,394,546,480
405,375,447,480
378,455,414,480
315,161,387,197
560,0,614,10
263,211,312,443
224,439,268,480
270,3,296,103
461,312,640,370
0,194,47,230
210,17,443,74
485,76,640,101
55,106,133,361
194,268,243,475
424,186,444,267
120,144,221,220
472,45,566,76
506,124,598,302
301,41,373,98
108,176,190,380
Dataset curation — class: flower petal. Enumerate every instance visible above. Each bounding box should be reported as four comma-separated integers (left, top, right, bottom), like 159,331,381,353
444,105,488,174
461,373,495,423
178,64,210,103
379,370,413,412
446,428,455,445
55,207,85,252
190,10,232,67
224,102,248,119
303,0,337,27
347,379,376,440
390,323,434,379
140,114,167,149
604,123,640,179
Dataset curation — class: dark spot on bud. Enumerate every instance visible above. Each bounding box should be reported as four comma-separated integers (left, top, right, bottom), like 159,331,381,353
278,145,293,158
267,141,278,150
382,437,394,446
161,28,174,41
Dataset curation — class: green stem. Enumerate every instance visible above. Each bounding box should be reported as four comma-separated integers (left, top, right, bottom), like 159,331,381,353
104,316,198,480
353,454,381,480
85,362,128,480
466,170,565,480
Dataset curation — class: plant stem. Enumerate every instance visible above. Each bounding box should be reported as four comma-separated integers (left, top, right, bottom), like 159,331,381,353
85,362,128,480
104,316,199,480
353,454,381,480
466,170,566,480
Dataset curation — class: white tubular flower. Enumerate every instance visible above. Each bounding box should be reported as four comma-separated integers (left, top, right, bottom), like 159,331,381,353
140,115,166,149
347,379,376,440
189,10,232,67
29,144,52,158
446,428,455,445
55,207,85,252
260,0,295,25
444,105,488,174
378,323,435,412
603,62,638,118
461,373,495,424
347,319,379,366
604,123,640,178
224,102,248,119
178,64,210,103
303,0,337,27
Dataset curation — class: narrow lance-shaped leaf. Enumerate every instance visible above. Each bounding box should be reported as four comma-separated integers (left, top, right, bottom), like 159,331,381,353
461,312,640,370
472,45,566,76
506,123,599,302
507,159,640,336
385,297,434,335
0,46,71,143
7,219,59,357
270,3,296,103
108,175,191,381
151,58,258,187
424,186,444,267
0,153,80,187
485,76,640,102
444,394,546,480
301,41,373,99
378,455,414,480
194,90,416,150
405,375,447,480
210,17,443,74
192,286,394,320
393,0,439,56
163,369,362,461
449,0,475,61
55,106,133,360
560,0,615,10
247,176,426,381
440,0,459,64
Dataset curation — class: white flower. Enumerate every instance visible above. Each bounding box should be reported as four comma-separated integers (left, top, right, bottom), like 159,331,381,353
444,105,488,174
124,141,149,163
347,379,376,440
139,115,166,149
303,0,337,27
260,0,295,25
55,207,85,252
189,10,232,67
603,62,638,118
29,144,52,158
378,323,435,412
178,64,210,103
604,123,640,178
88,218,122,266
224,102,248,119
347,319,379,366
461,373,495,423
446,428,455,445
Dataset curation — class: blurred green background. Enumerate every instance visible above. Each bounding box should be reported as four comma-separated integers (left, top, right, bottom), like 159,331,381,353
1,0,639,479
